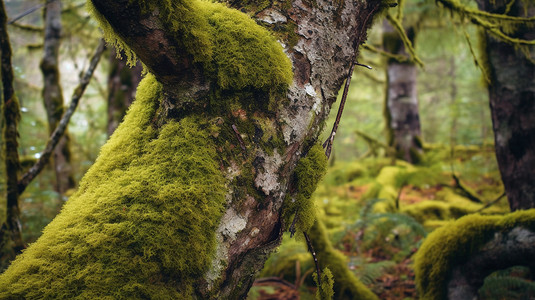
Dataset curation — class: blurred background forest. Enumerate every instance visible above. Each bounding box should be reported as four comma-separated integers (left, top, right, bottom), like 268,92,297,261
0,0,527,299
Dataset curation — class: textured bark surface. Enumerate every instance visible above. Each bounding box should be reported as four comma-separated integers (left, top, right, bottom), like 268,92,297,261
74,0,385,298
383,21,422,163
0,0,24,257
107,48,142,136
447,227,535,299
477,0,535,211
40,0,75,194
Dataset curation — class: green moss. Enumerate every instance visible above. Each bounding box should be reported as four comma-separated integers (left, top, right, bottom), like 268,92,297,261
309,220,379,300
414,209,535,300
284,144,328,234
87,0,293,94
315,267,335,300
0,74,227,298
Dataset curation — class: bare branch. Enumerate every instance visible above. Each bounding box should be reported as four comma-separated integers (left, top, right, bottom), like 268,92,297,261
18,39,106,194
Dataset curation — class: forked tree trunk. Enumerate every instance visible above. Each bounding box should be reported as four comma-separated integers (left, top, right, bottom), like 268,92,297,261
383,21,423,164
107,48,143,136
476,0,535,211
40,0,76,194
0,0,388,298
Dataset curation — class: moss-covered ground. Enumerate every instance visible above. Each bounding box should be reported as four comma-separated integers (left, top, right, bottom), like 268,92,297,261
249,144,511,299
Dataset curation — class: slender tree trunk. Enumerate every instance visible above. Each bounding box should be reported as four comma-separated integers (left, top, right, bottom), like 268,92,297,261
0,0,24,258
40,0,75,194
383,21,423,163
107,48,142,136
476,0,535,211
0,0,387,298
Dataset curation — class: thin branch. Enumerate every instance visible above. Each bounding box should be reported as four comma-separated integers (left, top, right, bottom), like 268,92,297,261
7,0,58,25
18,39,106,194
322,61,354,159
362,43,410,63
436,0,535,22
9,22,43,32
289,208,299,238
385,13,424,67
452,173,483,203
476,192,506,212
322,3,379,159
304,232,321,286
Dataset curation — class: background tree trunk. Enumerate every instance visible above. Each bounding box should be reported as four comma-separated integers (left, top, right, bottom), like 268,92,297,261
0,0,388,298
107,48,142,136
383,21,423,164
40,0,75,194
0,0,24,262
476,0,535,211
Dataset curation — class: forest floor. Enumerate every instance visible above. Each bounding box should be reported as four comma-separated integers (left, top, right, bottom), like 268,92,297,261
248,144,511,300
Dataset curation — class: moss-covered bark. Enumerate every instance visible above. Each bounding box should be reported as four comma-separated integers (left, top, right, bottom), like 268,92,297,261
0,0,389,297
40,0,76,194
476,0,535,211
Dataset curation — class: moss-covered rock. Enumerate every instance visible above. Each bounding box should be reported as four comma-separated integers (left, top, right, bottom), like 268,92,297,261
414,210,535,300
0,75,227,298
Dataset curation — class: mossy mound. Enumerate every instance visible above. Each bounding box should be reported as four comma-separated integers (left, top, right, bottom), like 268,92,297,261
0,75,227,298
414,209,535,300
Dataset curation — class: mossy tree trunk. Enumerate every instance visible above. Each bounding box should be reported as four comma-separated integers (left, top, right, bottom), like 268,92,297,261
0,0,24,261
0,0,388,298
40,0,76,194
383,21,423,164
107,47,142,136
476,0,535,211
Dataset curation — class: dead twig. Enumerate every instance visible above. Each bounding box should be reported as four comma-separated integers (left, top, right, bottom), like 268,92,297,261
476,192,506,212
304,231,321,286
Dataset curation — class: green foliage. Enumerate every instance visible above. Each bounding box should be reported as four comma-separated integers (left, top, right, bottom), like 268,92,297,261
479,267,535,300
414,209,535,300
314,267,334,300
354,259,396,286
0,74,227,298
309,220,379,300
284,144,328,234
346,198,427,261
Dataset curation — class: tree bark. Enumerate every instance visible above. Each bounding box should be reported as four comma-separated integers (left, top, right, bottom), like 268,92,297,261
107,47,142,136
476,0,535,211
0,0,388,298
383,21,423,164
40,0,76,194
0,0,24,258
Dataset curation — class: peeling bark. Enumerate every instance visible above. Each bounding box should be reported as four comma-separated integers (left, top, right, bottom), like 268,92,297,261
476,0,535,211
40,0,75,194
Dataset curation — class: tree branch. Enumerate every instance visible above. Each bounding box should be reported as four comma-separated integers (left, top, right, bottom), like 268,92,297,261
17,39,106,194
